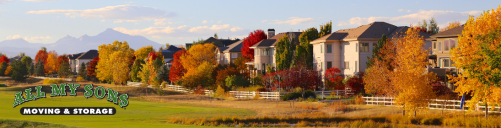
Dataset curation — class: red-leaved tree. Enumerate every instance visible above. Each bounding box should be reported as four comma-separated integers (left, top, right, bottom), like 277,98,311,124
0,55,9,64
169,49,186,83
325,67,344,90
241,30,267,61
263,66,318,97
57,54,69,68
345,72,365,95
35,49,48,65
86,57,99,80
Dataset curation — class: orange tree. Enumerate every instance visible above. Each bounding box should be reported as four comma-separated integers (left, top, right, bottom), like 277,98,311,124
364,35,398,96
391,28,437,116
45,51,58,74
180,43,216,89
450,5,501,118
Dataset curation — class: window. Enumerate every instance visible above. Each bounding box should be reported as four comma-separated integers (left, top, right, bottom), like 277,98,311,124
327,61,332,69
225,53,229,61
444,39,450,51
442,58,455,68
360,43,369,52
327,44,332,53
439,58,442,68
231,53,238,58
320,62,323,71
344,61,349,69
262,48,269,56
438,41,442,51
255,49,259,56
355,61,358,72
449,39,456,49
433,42,437,50
320,45,323,53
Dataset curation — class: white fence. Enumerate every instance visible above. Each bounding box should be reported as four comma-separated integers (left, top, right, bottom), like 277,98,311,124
363,96,501,113
166,85,190,93
314,90,350,98
33,76,72,82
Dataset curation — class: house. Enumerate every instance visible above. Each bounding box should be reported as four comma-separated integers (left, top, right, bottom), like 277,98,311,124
215,40,244,65
160,45,183,69
427,25,463,89
9,56,23,64
310,22,432,76
69,52,83,73
249,29,302,73
185,37,240,50
74,50,99,74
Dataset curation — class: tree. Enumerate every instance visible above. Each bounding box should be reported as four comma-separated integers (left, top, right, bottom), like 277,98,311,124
169,49,186,83
419,19,428,30
225,75,250,90
215,67,239,88
440,21,461,32
214,33,218,39
130,58,145,82
96,41,134,83
34,59,44,76
28,64,34,76
241,30,267,61
134,46,154,59
4,65,12,76
277,66,319,98
364,59,397,96
319,21,332,37
449,6,501,118
86,57,99,81
275,34,295,71
181,61,214,89
21,56,32,69
428,17,440,34
45,51,58,74
367,34,388,67
0,62,7,76
180,43,217,71
78,62,86,77
57,55,69,72
82,69,88,80
35,47,48,66
391,28,437,116
295,27,319,69
325,67,344,90
345,72,365,95
57,61,71,78
0,55,9,64
156,64,169,82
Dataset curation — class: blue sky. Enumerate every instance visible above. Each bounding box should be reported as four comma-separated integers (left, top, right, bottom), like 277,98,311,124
0,0,499,46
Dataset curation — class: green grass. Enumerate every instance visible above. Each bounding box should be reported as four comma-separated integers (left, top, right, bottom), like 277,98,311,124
0,86,256,128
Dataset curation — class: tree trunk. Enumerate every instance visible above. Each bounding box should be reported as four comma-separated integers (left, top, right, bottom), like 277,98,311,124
414,110,416,117
485,102,488,119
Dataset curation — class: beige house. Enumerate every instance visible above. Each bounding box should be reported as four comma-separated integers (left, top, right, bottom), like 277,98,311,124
249,29,302,73
428,25,463,69
310,22,432,76
216,40,244,65
74,50,99,74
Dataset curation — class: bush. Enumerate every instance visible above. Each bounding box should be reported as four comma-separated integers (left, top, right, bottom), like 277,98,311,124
42,79,64,85
281,91,316,101
76,77,84,81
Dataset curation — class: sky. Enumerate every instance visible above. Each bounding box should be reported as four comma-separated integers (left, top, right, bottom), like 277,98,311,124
0,0,499,46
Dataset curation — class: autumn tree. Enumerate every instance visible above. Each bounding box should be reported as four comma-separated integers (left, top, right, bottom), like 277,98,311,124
450,6,501,118
57,54,69,71
276,66,319,98
325,67,344,90
275,34,295,71
45,51,58,74
345,72,365,95
215,67,240,88
391,28,437,116
319,21,332,37
241,30,267,61
35,47,48,66
169,49,186,83
181,61,214,89
134,46,154,59
367,34,388,67
440,21,461,32
0,55,9,64
86,57,99,81
180,43,217,89
96,41,134,83
4,65,12,76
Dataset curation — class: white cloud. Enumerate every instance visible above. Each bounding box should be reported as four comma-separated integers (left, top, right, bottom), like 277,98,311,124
23,0,56,2
0,0,12,4
407,10,412,12
272,17,315,25
398,9,404,12
115,24,248,39
27,5,177,22
337,10,482,27
217,20,222,23
6,35,51,41
6,35,21,39
261,20,268,23
154,18,166,25
101,20,105,22
202,20,208,24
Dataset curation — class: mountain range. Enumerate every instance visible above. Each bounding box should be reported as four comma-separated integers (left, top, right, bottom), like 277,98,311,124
0,28,163,58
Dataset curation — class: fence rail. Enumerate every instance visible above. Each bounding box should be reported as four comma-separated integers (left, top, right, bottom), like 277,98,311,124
363,96,501,113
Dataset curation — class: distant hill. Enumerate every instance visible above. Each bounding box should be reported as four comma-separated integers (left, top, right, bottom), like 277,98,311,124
0,28,163,58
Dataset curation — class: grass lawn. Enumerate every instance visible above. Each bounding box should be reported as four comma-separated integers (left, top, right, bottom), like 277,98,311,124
0,86,256,128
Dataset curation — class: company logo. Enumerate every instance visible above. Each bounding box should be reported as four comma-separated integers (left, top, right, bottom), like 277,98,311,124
13,84,128,115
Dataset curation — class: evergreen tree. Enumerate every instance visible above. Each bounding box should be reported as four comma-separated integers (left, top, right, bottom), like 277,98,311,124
275,34,295,71
367,34,388,67
295,27,319,69
58,61,71,78
0,62,7,76
28,64,34,76
10,60,28,81
130,58,145,82
78,62,86,77
35,59,45,76
428,17,440,34
156,65,170,82
82,69,89,80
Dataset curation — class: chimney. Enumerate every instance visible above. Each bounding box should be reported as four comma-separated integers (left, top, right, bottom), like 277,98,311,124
267,28,275,39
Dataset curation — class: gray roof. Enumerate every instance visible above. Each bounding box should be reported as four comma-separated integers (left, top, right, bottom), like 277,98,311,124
430,25,464,39
223,40,244,52
251,32,302,47
76,50,99,60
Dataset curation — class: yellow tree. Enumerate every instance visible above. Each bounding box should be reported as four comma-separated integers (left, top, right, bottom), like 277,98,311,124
391,28,437,116
111,51,133,85
180,43,217,71
134,46,154,59
439,21,461,32
45,52,58,74
450,6,501,118
96,41,134,82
